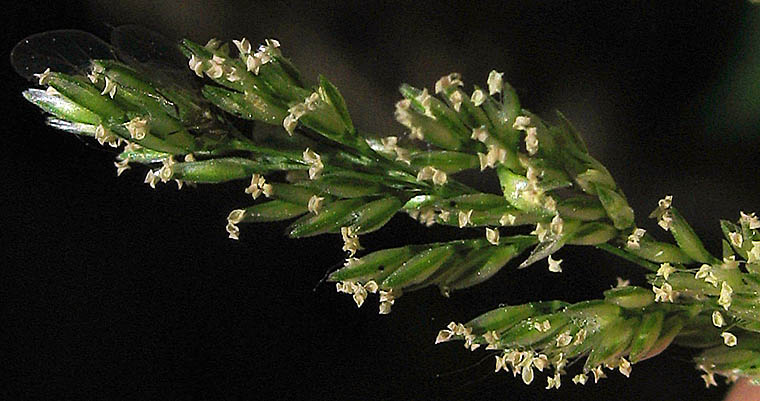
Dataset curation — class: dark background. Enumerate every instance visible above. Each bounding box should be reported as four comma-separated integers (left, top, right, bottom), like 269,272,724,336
4,1,760,400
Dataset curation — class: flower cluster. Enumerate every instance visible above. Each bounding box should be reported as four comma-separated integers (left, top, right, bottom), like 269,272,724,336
12,26,760,392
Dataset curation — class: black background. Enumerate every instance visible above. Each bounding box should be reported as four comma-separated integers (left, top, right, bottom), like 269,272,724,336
4,1,760,400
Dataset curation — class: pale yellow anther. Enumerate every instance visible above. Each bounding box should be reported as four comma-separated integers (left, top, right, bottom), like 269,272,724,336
378,289,397,314
592,366,606,383
245,174,271,199
548,255,563,273
283,114,298,135
478,152,489,171
500,213,516,226
114,158,130,176
125,116,149,140
449,91,464,112
485,146,506,168
144,169,159,189
227,67,243,82
546,372,561,389
550,215,564,236
415,88,434,117
434,72,463,94
158,157,175,182
416,208,436,227
729,231,743,248
408,126,424,141
46,86,61,96
749,241,760,263
486,227,500,245
436,329,454,344
471,126,489,143
695,264,719,287
352,285,368,307
532,223,549,242
204,38,221,50
627,228,646,249
542,320,551,331
95,124,120,147
340,226,361,257
512,116,531,130
233,38,252,54
723,255,740,270
653,283,675,303
534,320,551,332
712,311,725,327
533,354,549,372
487,70,504,95
307,195,324,215
380,136,398,152
34,68,52,85
701,372,718,388
226,209,246,240
659,195,673,209
246,54,262,74
206,59,224,79
363,281,379,293
432,169,448,186
526,166,540,183
556,331,572,347
302,148,324,179
721,331,737,347
416,166,435,181
543,196,557,212
458,209,473,228
483,330,500,347
658,211,673,231
438,210,451,223
304,92,320,111
740,211,760,229
188,54,204,77
471,89,486,106
495,354,508,373
618,357,632,378
521,362,534,385
572,373,588,385
100,76,117,98
394,147,411,164
490,146,507,165
525,127,539,155
657,263,675,280
123,142,141,152
718,281,733,310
